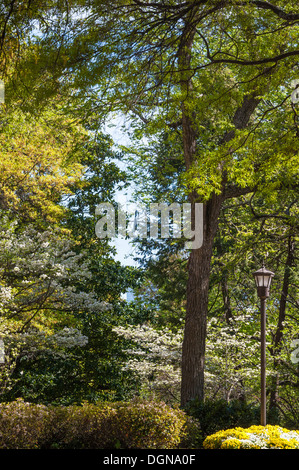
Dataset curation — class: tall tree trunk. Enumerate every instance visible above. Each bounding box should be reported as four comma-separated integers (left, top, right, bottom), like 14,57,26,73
178,9,264,407
180,94,261,406
181,194,224,405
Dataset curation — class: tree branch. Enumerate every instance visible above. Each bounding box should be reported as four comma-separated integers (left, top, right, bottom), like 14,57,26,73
0,0,16,53
248,1,299,21
207,49,299,67
224,184,254,199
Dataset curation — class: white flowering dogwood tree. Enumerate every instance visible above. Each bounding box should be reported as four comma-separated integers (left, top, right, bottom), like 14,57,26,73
113,310,294,406
0,215,111,396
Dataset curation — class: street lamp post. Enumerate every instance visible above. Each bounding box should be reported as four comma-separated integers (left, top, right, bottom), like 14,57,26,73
253,263,275,426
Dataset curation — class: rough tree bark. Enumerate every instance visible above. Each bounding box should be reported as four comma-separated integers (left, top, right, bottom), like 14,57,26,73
179,12,263,406
181,194,224,404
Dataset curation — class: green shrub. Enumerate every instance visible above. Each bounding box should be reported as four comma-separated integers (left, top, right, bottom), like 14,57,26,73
184,398,280,441
0,399,200,449
203,425,299,449
112,399,200,449
48,402,118,449
0,399,52,448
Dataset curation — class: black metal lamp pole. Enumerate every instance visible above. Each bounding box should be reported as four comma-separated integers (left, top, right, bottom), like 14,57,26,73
260,297,266,426
253,263,275,426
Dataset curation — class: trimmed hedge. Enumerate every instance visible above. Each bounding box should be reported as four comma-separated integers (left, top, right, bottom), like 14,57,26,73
0,399,51,449
0,398,200,449
203,425,299,449
111,400,199,449
50,402,118,449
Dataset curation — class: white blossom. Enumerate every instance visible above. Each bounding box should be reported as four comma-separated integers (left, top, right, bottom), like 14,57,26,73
113,324,182,402
16,327,89,360
0,218,111,317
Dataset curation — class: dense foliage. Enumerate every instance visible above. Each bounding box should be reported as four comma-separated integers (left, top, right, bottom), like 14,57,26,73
0,0,298,448
0,399,199,449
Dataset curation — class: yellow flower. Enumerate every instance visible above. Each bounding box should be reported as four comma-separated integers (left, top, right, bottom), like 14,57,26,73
221,438,242,449
203,425,299,449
